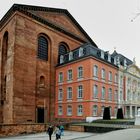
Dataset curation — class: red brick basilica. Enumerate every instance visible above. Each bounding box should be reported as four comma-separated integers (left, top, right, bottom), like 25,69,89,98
0,4,97,123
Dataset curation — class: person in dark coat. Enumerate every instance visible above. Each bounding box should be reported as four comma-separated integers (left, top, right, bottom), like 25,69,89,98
47,125,53,140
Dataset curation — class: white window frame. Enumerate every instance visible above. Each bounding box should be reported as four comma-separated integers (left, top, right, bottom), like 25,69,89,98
67,69,73,81
58,88,63,101
67,105,72,116
93,85,98,98
77,105,83,116
108,88,112,101
77,85,83,99
101,87,105,100
67,87,72,100
109,71,112,82
59,72,63,83
101,106,105,116
101,68,105,80
93,65,98,78
115,73,118,83
58,105,63,116
120,90,123,101
114,90,118,101
78,66,83,79
93,105,98,116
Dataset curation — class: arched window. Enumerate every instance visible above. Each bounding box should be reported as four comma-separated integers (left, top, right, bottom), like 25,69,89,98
39,76,45,87
2,32,8,66
1,31,8,101
59,43,69,55
38,36,48,61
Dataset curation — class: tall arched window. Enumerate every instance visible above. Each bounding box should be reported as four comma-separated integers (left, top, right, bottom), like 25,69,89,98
38,36,48,61
58,43,69,56
2,32,8,66
1,31,8,101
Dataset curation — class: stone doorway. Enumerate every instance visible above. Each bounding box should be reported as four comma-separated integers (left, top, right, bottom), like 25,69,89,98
37,107,44,123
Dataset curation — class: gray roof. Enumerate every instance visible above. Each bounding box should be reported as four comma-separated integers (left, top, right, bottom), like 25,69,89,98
111,50,133,66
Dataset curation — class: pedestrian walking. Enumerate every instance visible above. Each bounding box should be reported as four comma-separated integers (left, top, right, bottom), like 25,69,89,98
47,124,53,140
60,124,64,136
54,125,61,140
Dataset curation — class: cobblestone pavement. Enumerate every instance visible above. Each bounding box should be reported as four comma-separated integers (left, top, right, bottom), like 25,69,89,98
1,129,140,140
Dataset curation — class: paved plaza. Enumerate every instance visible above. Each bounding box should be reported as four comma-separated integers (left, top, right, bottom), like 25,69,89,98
1,129,140,140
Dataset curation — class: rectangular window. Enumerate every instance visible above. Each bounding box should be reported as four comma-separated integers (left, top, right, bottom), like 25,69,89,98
127,90,130,100
93,65,98,78
101,106,104,116
101,87,105,100
114,90,118,101
101,68,105,80
67,69,73,81
108,88,112,101
115,74,118,83
78,66,83,79
58,105,63,115
59,72,63,83
67,105,72,116
93,85,98,98
93,105,98,116
120,76,123,86
77,105,83,116
77,85,83,99
58,89,63,101
67,87,72,100
109,71,112,82
120,90,123,100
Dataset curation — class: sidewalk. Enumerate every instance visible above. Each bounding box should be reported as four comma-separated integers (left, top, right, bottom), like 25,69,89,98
0,131,96,140
1,129,140,140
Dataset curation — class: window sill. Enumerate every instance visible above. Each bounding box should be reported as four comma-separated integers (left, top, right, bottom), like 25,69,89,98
77,77,83,81
67,80,73,83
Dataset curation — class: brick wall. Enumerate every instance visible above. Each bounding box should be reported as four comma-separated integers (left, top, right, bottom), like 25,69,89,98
0,123,47,137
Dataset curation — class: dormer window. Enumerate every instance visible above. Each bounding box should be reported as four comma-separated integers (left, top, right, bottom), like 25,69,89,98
108,53,111,62
79,47,84,57
114,57,117,65
116,57,120,66
101,50,104,59
60,55,64,64
124,59,127,68
69,52,73,60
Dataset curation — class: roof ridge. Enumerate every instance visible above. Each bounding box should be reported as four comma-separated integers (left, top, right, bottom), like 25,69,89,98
0,3,97,47
13,3,67,12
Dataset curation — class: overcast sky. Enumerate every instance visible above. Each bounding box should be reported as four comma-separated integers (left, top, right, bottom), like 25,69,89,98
0,0,140,66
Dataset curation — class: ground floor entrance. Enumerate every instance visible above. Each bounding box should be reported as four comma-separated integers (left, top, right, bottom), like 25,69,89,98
36,107,45,123
125,105,139,118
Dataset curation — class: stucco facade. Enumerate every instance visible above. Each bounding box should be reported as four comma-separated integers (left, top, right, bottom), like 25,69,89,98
55,44,118,121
